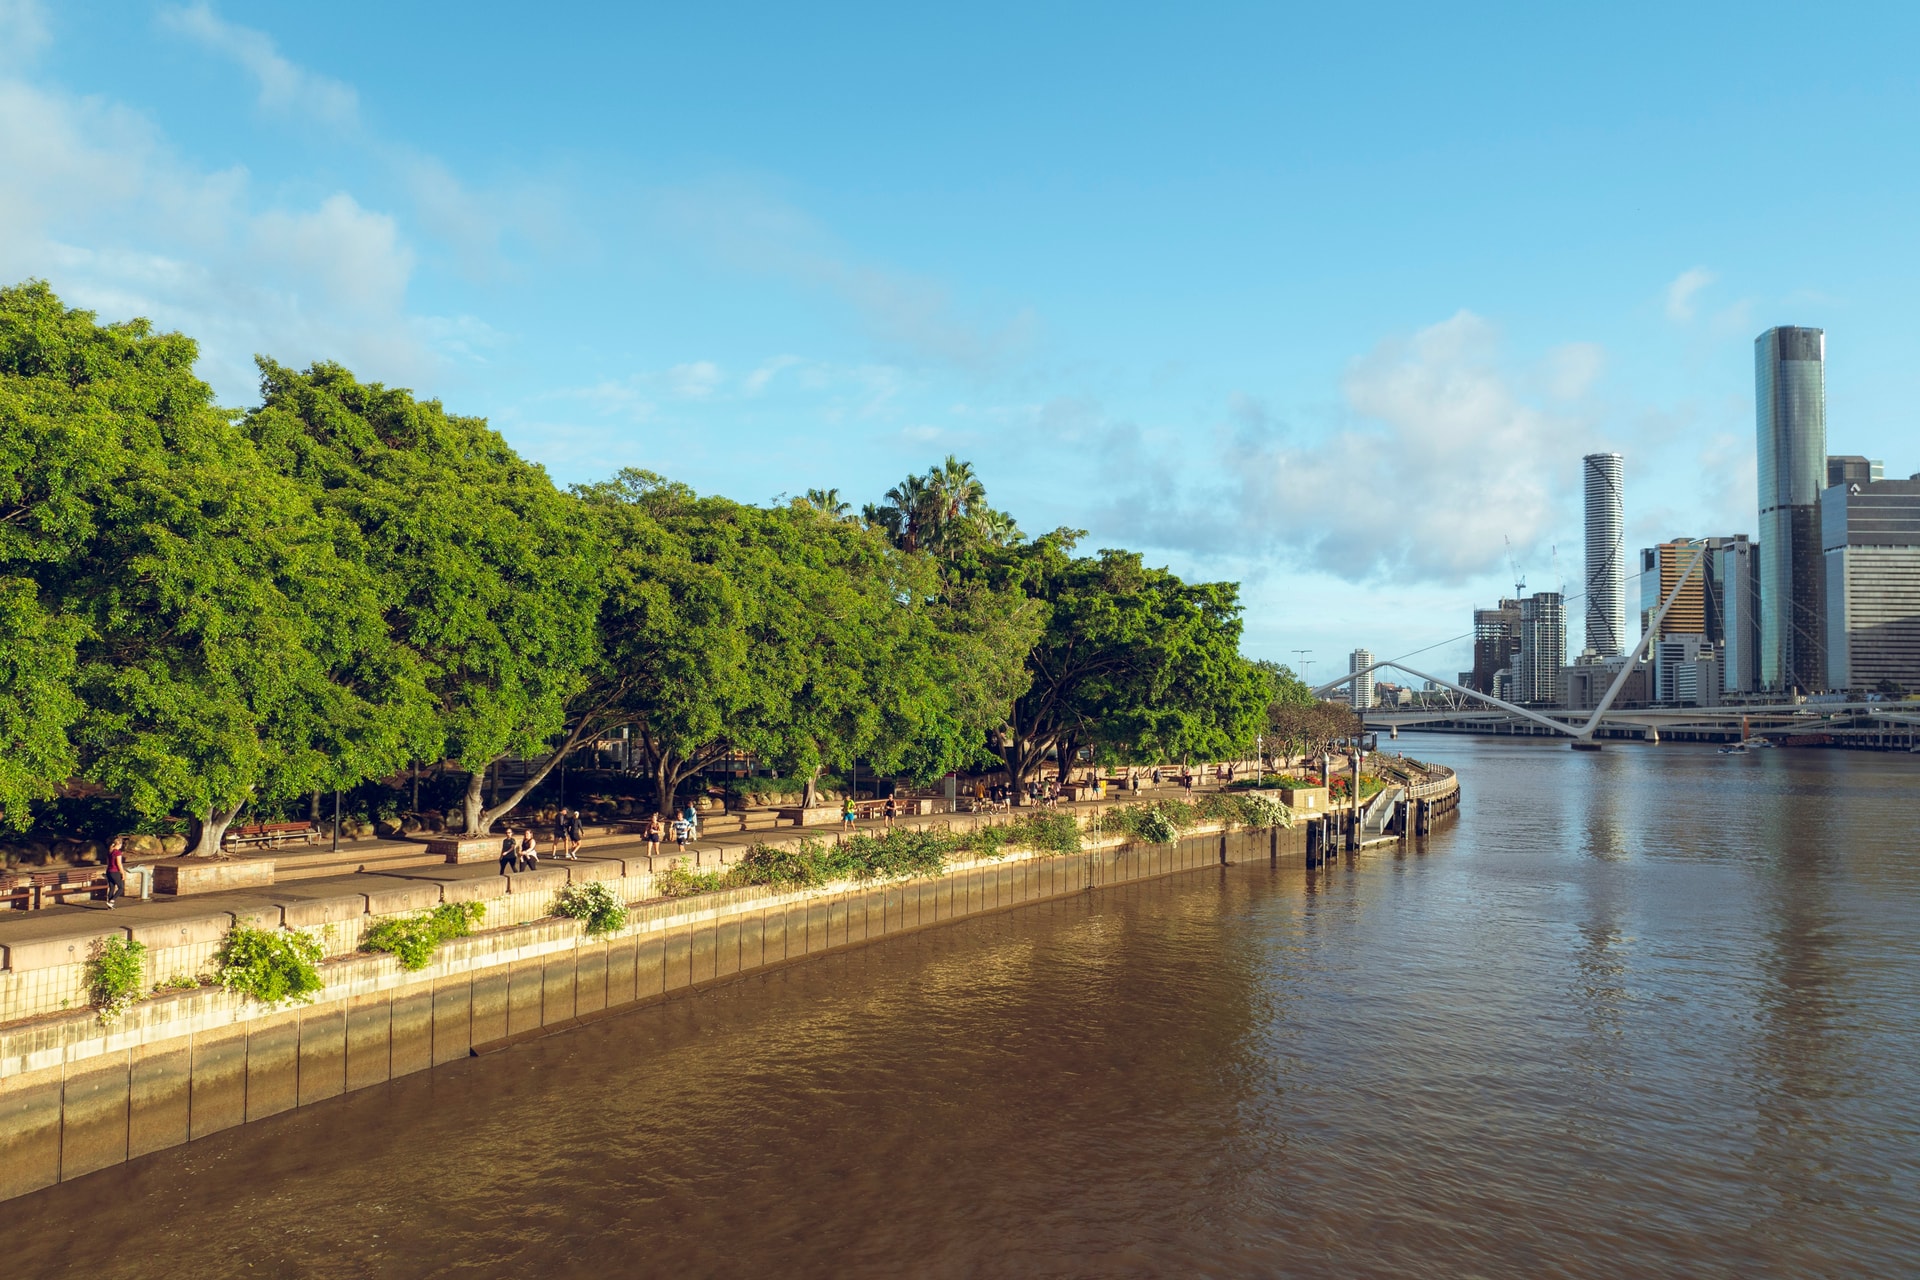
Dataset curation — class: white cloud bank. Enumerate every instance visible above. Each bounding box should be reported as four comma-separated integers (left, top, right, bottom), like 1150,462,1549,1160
1086,312,1598,587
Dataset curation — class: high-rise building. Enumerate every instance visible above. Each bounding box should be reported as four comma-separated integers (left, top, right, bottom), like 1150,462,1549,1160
1755,326,1827,691
1640,542,1709,642
1652,634,1721,705
1821,477,1920,691
1827,455,1884,488
1515,592,1566,704
1715,536,1761,694
1583,452,1627,656
1471,600,1522,694
1348,648,1375,710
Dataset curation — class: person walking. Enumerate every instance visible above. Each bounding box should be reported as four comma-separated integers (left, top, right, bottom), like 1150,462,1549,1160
671,813,693,853
499,829,519,876
518,828,539,872
103,837,128,908
566,808,584,858
645,814,664,857
842,796,856,827
884,796,897,826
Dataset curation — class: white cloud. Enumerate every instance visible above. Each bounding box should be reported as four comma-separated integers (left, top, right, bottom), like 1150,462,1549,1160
1542,341,1604,400
1664,266,1715,322
1094,312,1592,586
0,72,484,402
0,0,50,67
655,178,1037,372
667,360,722,400
159,3,358,126
744,353,802,395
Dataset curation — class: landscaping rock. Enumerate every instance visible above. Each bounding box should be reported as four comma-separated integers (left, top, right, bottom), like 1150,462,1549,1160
160,835,188,855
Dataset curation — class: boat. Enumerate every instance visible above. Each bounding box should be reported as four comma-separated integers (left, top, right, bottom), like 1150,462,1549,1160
1718,743,1750,755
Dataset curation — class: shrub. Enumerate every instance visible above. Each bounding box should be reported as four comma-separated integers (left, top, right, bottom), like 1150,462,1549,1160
555,881,629,937
363,901,487,970
215,925,325,1005
655,864,732,897
1106,803,1183,844
1235,792,1294,828
87,936,147,1025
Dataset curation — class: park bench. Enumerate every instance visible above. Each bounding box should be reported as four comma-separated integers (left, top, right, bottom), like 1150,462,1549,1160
33,868,111,906
2,873,35,910
223,821,319,851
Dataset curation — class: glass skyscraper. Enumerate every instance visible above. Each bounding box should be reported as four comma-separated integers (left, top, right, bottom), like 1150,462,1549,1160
1754,326,1827,692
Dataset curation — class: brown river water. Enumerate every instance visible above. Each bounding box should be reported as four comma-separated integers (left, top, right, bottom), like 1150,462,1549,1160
13,735,1920,1278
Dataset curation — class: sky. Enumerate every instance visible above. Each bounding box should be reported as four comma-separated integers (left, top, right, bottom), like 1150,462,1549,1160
5,1,1919,685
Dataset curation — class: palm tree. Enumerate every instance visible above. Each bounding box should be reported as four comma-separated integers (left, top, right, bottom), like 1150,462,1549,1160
802,487,852,519
977,507,1025,547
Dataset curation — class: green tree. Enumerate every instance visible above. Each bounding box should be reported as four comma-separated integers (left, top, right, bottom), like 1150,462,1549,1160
245,360,605,834
0,283,431,851
991,540,1262,798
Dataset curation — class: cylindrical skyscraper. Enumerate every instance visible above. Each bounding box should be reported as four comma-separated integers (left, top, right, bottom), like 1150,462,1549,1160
1755,326,1826,692
1583,452,1626,656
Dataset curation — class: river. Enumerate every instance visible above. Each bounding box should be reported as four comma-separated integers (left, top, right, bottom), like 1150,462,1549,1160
14,735,1920,1277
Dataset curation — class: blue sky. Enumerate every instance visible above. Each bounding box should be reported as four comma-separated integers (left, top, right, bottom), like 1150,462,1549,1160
6,2,1918,684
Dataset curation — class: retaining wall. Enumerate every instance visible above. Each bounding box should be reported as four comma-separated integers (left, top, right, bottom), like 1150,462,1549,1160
0,822,1305,1202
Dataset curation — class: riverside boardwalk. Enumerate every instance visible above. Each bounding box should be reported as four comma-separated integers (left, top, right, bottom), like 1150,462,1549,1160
0,769,1456,1202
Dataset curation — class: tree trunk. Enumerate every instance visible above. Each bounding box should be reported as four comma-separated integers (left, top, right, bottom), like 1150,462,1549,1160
462,765,490,834
308,790,321,822
801,765,821,810
479,717,605,832
189,798,248,857
655,752,677,820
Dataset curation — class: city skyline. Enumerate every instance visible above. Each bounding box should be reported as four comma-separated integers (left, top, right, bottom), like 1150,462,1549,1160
5,3,1920,678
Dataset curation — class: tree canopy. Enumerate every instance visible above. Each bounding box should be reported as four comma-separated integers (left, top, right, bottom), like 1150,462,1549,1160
3,281,1289,843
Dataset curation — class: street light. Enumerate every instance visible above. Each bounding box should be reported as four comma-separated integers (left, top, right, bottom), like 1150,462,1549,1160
1292,649,1314,686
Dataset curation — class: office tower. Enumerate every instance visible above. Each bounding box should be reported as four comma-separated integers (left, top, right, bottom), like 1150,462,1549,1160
1515,592,1566,704
1348,648,1375,710
1583,453,1627,656
1640,542,1709,643
1715,536,1761,693
1652,634,1721,705
1821,477,1920,691
1827,455,1884,488
1471,600,1522,694
1755,326,1827,691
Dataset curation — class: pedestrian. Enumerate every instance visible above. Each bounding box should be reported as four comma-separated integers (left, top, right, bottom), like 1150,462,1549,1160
566,808,584,858
1152,766,1162,786
644,813,663,857
103,836,128,908
519,828,539,871
671,813,693,852
842,796,856,827
885,796,897,825
499,828,519,875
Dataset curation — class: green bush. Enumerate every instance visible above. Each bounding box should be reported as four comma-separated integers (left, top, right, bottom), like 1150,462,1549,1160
554,881,629,937
215,925,325,1005
656,864,733,897
87,935,147,1025
1234,792,1294,828
363,901,486,970
1105,803,1183,844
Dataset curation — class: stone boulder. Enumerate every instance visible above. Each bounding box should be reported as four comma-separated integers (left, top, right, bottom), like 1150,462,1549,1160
124,834,165,857
160,835,189,855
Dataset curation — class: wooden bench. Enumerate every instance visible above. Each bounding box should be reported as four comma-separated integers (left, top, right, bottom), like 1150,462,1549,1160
224,821,319,851
37,868,110,906
1,874,36,910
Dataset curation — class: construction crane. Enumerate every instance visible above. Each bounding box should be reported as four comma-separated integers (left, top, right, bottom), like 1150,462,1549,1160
1504,535,1525,598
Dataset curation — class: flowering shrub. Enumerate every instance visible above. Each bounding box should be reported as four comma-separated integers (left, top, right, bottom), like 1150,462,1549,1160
87,936,147,1025
555,880,629,936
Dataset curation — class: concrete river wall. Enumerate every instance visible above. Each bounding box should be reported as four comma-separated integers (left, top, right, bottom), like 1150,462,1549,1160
0,821,1311,1202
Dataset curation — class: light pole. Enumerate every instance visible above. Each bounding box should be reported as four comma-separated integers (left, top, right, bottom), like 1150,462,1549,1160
1292,649,1314,687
